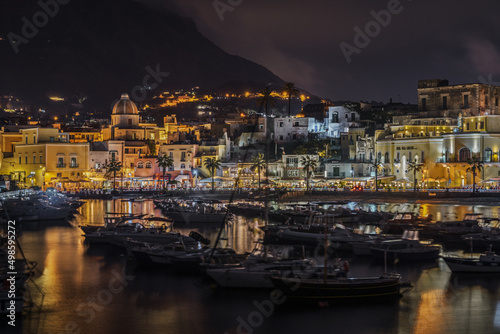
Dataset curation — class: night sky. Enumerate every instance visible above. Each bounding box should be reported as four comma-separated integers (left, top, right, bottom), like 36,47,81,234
141,0,500,103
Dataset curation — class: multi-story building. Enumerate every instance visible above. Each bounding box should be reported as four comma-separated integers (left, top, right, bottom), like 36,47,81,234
417,79,500,116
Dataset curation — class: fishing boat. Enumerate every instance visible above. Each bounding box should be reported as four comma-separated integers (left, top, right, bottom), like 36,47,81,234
442,250,500,273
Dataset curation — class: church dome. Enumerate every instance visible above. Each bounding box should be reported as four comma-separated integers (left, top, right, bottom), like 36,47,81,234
112,93,138,115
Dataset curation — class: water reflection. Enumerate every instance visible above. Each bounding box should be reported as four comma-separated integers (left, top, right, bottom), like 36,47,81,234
5,199,500,334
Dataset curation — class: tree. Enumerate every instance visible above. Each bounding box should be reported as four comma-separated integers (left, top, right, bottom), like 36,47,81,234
204,157,222,192
370,160,383,192
407,161,424,192
300,155,318,192
103,158,122,192
257,85,277,225
145,139,157,156
283,82,300,117
156,154,174,189
251,153,266,190
467,160,484,193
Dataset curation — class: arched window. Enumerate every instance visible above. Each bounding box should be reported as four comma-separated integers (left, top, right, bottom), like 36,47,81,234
180,163,185,169
145,161,152,169
485,148,492,162
384,152,389,163
137,162,144,169
459,147,471,162
377,152,382,162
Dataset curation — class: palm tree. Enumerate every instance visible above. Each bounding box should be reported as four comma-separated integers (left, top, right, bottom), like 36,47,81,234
466,160,484,193
300,155,318,192
156,154,174,189
283,82,300,117
407,161,424,192
103,158,122,192
370,159,383,192
251,153,266,189
204,157,222,192
257,85,277,225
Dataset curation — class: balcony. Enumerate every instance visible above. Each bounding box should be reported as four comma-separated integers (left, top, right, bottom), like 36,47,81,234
56,163,66,168
70,164,79,168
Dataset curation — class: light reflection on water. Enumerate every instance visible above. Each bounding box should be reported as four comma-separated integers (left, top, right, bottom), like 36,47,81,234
3,199,500,334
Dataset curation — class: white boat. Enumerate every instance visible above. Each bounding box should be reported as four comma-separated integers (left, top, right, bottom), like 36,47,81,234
205,245,320,288
369,230,441,261
1,197,71,222
442,251,500,273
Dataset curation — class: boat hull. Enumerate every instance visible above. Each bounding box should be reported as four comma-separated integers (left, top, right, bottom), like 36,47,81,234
443,257,500,273
270,275,403,302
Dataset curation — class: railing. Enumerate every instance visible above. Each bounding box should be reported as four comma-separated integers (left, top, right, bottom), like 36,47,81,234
56,163,66,168
70,164,79,168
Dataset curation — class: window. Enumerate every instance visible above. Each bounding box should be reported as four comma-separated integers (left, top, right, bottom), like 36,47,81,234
58,157,64,167
181,152,186,161
409,152,412,162
19,156,21,164
70,157,77,167
442,96,447,109
286,157,299,167
485,148,492,162
146,162,152,169
279,135,284,140
351,113,356,122
169,152,173,159
50,137,54,142
25,156,28,164
40,155,43,164
466,123,470,130
481,121,485,129
33,135,36,143
25,136,28,144
111,152,116,160
292,134,297,140
279,122,284,127
384,152,389,163
128,119,132,126
421,98,427,111
287,170,299,177
377,152,382,162
181,163,185,169
333,167,340,177
125,148,129,153
137,162,144,169
496,97,499,107
421,151,424,163
33,156,36,164
396,152,400,161
130,163,134,168
464,95,469,108
459,147,471,162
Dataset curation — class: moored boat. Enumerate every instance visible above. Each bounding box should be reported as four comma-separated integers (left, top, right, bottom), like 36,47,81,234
442,250,500,273
270,273,410,303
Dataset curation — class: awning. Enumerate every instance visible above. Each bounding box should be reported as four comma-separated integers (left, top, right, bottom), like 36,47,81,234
480,178,500,183
175,175,190,181
27,172,36,178
342,177,373,182
90,177,107,182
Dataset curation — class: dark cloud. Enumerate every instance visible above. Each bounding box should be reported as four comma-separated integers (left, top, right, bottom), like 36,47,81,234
137,0,500,103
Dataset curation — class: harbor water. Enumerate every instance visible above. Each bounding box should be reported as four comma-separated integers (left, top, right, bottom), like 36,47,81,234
3,199,500,334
